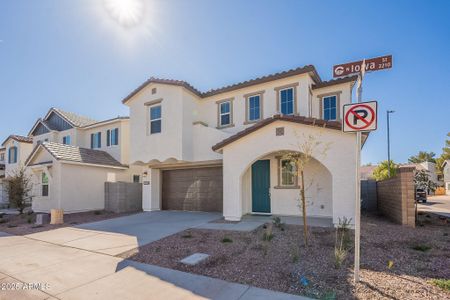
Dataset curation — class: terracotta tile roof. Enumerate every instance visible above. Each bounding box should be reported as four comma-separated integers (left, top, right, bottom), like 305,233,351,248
1,135,33,146
52,108,98,128
212,114,342,151
29,142,126,168
311,75,358,90
122,65,323,104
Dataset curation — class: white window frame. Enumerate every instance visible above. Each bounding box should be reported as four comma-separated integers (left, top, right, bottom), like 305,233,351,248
280,159,297,187
322,95,338,121
107,128,119,147
247,95,261,122
219,100,232,127
62,135,71,145
149,105,162,135
279,87,295,115
41,172,49,197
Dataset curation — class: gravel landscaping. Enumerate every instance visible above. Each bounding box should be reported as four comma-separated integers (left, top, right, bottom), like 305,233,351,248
0,210,140,235
122,213,450,299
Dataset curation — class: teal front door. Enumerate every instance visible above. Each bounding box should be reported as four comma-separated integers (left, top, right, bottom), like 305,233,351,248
251,160,271,213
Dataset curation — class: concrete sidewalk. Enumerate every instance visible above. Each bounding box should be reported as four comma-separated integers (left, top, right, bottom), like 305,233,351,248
0,233,311,300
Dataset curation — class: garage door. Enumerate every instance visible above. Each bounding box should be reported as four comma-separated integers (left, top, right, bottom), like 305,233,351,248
162,167,223,212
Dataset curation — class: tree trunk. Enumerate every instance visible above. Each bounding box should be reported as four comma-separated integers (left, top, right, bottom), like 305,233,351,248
300,170,308,246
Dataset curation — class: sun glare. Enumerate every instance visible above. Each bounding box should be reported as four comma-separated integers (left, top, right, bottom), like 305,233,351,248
104,0,144,27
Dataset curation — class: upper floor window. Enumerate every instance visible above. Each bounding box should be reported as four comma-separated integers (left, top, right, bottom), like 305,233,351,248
323,95,337,121
279,88,294,115
133,175,140,183
246,94,262,123
8,146,18,164
218,100,233,127
90,132,101,149
42,172,49,197
62,135,71,145
150,105,162,134
107,128,119,146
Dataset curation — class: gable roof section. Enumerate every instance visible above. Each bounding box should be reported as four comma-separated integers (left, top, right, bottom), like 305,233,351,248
122,65,323,104
44,108,98,129
312,75,358,90
211,115,342,151
26,142,126,169
1,135,33,147
28,118,52,136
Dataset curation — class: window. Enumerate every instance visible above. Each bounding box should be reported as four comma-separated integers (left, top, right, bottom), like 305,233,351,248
0,153,4,162
150,105,162,134
62,135,71,145
90,132,101,149
323,95,337,121
247,95,261,122
133,175,140,183
8,146,17,164
280,159,297,187
107,128,119,146
219,101,232,127
279,88,294,115
41,172,49,197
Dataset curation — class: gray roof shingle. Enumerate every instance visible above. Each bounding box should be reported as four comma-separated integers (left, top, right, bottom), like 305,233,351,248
40,142,126,168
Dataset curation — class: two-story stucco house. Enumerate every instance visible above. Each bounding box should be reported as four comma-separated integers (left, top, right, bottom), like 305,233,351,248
443,160,450,195
24,108,141,213
123,65,364,225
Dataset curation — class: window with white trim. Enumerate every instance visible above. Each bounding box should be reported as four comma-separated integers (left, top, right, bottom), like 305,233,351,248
279,88,294,115
107,128,119,146
62,135,71,145
323,95,337,121
42,172,49,197
280,159,297,186
0,153,4,162
248,95,261,122
90,132,101,149
8,146,18,164
219,101,231,126
150,105,162,134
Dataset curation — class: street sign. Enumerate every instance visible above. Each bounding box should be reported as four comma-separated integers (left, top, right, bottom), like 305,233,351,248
333,55,392,78
343,101,378,132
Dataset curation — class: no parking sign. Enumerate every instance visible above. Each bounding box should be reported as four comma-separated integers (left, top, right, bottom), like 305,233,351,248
343,101,378,132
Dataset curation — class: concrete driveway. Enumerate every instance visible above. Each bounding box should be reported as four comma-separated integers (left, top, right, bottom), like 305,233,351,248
417,195,450,218
25,211,221,255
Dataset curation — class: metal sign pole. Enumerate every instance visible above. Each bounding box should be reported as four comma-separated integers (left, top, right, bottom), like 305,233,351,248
354,60,365,283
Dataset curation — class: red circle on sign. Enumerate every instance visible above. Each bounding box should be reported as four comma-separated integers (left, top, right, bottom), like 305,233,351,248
344,104,375,130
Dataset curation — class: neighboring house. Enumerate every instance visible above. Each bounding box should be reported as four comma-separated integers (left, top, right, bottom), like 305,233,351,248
1,135,34,177
0,147,5,206
123,65,364,225
417,161,443,191
24,108,140,213
443,160,450,195
360,165,377,180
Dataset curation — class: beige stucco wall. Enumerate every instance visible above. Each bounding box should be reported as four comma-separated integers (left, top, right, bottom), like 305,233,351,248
221,120,357,224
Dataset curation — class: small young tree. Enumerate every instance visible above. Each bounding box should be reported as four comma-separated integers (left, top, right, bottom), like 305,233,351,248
282,132,330,247
4,167,33,214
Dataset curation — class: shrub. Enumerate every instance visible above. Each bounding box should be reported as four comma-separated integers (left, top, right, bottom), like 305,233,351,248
94,210,102,215
262,223,274,241
181,231,192,238
221,237,232,243
430,279,450,291
4,167,33,214
272,216,285,231
334,217,352,268
291,246,300,263
27,216,33,224
412,244,431,252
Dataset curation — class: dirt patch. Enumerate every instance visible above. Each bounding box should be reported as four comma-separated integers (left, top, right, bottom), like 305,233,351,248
122,214,450,299
0,210,140,235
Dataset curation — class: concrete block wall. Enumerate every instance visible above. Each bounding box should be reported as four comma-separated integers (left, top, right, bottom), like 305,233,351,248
105,182,142,213
377,166,415,227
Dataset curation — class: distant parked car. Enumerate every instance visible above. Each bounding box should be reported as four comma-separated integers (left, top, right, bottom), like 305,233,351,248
415,188,427,203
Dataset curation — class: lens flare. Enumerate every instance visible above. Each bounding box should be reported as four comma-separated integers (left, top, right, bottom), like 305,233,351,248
104,0,144,27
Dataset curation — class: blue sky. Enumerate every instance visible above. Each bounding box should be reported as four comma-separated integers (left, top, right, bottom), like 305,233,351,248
1,0,449,164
